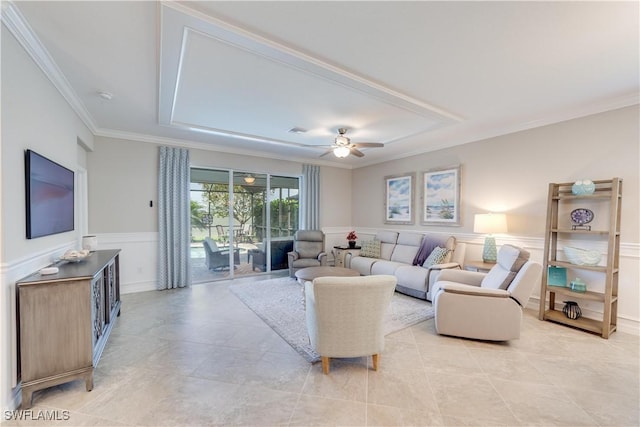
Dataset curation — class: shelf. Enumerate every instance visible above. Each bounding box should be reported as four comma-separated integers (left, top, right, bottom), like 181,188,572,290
543,310,608,335
553,193,613,201
550,228,609,235
544,285,615,302
540,178,622,339
547,260,612,272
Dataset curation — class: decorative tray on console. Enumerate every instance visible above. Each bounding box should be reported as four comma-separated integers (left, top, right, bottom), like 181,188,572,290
59,249,91,263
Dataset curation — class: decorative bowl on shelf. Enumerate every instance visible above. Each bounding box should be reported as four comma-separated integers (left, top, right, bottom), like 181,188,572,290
60,249,91,263
571,180,596,195
563,246,601,266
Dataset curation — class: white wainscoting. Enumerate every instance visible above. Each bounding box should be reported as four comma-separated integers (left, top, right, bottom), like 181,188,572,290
321,227,640,335
96,232,159,294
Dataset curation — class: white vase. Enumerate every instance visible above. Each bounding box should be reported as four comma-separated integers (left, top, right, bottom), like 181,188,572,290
82,235,98,252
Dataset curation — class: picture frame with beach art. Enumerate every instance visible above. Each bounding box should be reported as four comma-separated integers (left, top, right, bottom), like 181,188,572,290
422,165,461,226
384,173,415,225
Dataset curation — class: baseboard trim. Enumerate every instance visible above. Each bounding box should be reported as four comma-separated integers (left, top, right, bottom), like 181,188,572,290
121,281,156,294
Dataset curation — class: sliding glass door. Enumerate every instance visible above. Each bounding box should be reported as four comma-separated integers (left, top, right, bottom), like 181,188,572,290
190,168,299,283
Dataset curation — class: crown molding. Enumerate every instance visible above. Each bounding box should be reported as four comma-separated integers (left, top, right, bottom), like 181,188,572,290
93,128,354,170
1,1,98,133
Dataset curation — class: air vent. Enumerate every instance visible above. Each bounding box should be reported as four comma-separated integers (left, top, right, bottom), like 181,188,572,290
288,127,307,134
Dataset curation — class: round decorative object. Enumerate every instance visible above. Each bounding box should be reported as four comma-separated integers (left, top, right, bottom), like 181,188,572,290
571,180,595,195
570,278,587,293
562,301,582,320
563,246,601,266
570,208,594,225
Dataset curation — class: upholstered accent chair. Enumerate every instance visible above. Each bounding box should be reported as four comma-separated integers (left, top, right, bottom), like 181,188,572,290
287,230,327,277
305,275,397,374
432,245,542,341
203,237,240,271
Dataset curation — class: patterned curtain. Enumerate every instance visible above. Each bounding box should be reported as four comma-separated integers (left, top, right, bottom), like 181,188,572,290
158,146,191,290
301,164,320,230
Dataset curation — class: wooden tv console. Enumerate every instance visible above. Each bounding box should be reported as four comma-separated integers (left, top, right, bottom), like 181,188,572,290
16,249,121,409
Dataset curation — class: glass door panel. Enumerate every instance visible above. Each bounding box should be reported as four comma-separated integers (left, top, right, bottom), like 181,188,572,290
267,175,299,272
190,168,300,281
232,172,267,275
190,168,235,283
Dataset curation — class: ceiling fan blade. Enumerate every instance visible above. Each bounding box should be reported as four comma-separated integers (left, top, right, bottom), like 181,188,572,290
319,149,334,157
353,142,384,148
350,147,365,157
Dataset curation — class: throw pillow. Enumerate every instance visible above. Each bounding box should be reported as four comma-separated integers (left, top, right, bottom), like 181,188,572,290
481,245,531,290
422,247,450,268
359,240,381,258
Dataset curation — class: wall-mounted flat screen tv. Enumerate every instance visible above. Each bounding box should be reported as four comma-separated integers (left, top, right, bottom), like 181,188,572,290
25,150,74,239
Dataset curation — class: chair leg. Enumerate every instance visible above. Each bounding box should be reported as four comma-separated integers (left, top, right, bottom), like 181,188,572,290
372,354,380,371
321,357,330,374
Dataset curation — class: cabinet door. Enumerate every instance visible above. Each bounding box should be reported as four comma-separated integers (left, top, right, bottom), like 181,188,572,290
91,274,106,349
20,281,93,382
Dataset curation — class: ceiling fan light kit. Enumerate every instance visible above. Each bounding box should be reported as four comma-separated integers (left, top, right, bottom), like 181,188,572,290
333,146,351,158
321,128,384,159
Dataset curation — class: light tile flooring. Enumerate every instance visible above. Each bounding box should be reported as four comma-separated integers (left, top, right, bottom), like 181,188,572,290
7,274,639,426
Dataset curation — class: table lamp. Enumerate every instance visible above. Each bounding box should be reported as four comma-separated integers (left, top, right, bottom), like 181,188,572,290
474,213,508,263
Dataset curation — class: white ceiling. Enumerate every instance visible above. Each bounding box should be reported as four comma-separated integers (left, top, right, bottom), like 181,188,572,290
4,1,639,168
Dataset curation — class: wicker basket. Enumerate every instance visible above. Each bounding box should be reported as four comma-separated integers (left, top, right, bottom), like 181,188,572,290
563,246,601,266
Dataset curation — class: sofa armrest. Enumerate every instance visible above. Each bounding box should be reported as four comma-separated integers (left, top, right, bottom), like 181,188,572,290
437,269,485,286
440,282,510,298
428,262,461,271
288,251,299,262
317,252,327,262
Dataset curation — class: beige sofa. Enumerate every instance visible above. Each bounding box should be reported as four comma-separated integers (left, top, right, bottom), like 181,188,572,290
345,231,466,301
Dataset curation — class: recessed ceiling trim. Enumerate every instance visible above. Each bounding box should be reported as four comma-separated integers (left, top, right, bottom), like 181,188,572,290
170,120,309,148
159,2,462,142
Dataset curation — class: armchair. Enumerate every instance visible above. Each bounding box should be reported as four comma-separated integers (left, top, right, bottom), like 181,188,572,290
287,230,327,278
432,245,542,341
305,275,397,374
203,237,240,271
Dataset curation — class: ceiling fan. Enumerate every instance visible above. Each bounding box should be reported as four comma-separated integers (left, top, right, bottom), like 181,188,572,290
319,128,384,158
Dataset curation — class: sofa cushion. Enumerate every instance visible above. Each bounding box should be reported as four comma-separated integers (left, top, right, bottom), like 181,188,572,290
375,231,399,260
395,265,430,294
359,240,381,258
481,245,531,290
350,256,378,275
371,260,406,276
422,247,450,267
391,245,420,264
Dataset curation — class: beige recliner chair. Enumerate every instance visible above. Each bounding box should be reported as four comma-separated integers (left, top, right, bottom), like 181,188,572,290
287,230,327,277
305,275,397,374
432,245,542,341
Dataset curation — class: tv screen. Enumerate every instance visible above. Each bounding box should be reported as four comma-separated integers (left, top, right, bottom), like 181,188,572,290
25,150,74,239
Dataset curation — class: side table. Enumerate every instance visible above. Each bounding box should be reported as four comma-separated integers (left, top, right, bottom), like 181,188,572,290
332,245,361,267
464,260,496,273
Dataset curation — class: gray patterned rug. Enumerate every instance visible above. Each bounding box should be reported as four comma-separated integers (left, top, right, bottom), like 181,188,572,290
229,276,434,363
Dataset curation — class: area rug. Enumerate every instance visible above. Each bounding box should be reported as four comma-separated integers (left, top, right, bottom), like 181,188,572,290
229,276,434,363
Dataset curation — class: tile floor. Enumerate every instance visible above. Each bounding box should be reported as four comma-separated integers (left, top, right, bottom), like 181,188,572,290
6,274,639,426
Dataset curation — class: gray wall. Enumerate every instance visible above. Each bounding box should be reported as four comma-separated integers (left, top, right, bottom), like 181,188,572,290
87,137,353,233
352,105,639,242
1,26,94,411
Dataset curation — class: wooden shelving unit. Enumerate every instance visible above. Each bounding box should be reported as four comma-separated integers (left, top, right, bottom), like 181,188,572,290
538,178,622,338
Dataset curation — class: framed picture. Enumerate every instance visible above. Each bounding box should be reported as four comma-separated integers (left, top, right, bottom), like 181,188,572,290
422,165,461,226
384,173,415,224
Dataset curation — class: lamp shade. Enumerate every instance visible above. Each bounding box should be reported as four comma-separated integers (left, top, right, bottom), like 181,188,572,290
474,213,508,234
